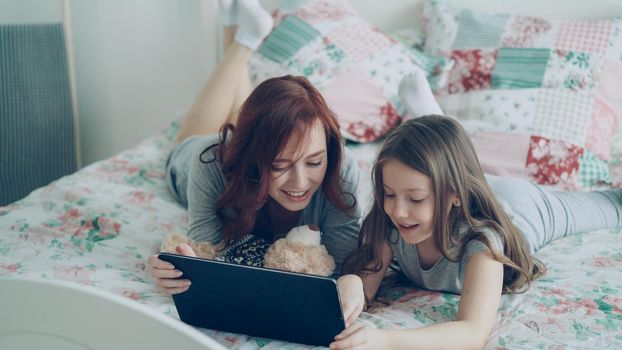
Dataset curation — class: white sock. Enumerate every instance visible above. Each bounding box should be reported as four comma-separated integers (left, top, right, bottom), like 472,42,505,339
218,0,238,26
398,70,443,120
234,0,273,49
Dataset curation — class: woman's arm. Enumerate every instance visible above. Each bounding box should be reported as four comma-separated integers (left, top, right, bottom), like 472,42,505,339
331,251,503,350
147,244,197,295
149,139,225,294
185,139,226,243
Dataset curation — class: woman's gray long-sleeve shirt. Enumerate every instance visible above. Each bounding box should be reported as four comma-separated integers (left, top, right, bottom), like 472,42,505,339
165,134,361,272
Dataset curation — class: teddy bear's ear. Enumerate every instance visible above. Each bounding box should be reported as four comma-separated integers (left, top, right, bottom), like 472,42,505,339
159,233,220,259
160,233,188,253
286,225,321,246
191,240,218,260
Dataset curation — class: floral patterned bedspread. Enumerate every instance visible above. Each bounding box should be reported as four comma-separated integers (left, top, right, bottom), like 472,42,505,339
1,122,621,349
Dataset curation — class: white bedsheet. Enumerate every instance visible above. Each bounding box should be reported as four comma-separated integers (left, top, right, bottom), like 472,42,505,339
1,122,621,349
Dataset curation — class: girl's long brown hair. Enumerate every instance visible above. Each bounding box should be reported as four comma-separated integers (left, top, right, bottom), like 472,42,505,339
342,115,544,293
201,75,355,246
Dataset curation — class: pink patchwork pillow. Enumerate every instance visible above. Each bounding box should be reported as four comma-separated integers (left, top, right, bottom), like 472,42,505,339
423,0,622,189
248,0,447,142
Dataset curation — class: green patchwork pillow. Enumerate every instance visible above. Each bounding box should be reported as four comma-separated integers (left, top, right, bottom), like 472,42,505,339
423,0,622,190
248,0,449,142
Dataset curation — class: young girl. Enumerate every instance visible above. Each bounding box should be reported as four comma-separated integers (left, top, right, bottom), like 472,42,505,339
147,0,364,312
330,73,622,350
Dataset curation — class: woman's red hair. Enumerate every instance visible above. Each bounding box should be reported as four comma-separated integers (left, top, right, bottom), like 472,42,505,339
201,75,354,245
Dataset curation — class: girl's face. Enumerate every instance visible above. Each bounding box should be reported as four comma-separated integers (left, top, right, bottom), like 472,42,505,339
382,159,456,245
268,119,328,212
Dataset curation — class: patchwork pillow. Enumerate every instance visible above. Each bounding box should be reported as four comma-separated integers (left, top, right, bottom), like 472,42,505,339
422,0,622,190
248,0,448,142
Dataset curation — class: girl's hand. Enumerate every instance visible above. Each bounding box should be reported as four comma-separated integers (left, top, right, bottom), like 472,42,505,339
336,274,365,327
330,322,389,350
147,244,196,295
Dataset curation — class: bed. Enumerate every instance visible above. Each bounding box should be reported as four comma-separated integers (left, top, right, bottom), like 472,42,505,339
2,0,622,349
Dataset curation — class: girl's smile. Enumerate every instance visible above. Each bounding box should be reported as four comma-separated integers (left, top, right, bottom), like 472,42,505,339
382,159,436,245
396,222,420,236
381,158,458,246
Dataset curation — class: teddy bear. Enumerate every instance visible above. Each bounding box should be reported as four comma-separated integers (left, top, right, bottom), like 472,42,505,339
160,224,335,277
264,224,335,276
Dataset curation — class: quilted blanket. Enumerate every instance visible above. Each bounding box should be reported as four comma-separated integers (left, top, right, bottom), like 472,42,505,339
1,122,621,349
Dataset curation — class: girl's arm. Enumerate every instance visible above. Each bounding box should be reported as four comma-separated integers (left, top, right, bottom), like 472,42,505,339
338,240,393,326
360,239,394,303
331,251,503,350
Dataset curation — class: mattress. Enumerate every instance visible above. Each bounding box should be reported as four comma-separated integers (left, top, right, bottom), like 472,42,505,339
1,121,621,349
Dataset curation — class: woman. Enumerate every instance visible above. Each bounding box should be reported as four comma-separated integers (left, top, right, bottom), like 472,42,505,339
147,0,365,324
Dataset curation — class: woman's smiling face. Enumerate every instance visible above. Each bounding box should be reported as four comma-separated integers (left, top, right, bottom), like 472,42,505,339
268,119,328,212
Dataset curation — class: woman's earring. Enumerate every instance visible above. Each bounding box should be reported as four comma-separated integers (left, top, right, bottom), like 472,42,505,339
453,200,461,207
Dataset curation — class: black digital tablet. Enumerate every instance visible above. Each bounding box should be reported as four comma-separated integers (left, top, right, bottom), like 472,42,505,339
158,252,346,347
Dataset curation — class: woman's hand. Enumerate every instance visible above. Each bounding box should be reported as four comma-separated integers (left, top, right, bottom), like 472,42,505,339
147,244,196,295
337,274,365,327
329,322,389,350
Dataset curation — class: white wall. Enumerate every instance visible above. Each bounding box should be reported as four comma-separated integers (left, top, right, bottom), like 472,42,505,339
0,0,220,167
69,0,219,166
0,0,62,23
